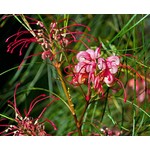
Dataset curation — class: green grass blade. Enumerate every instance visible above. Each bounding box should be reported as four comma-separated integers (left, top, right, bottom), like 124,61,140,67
9,43,35,85
110,15,137,44
121,14,149,36
0,113,15,121
27,63,45,92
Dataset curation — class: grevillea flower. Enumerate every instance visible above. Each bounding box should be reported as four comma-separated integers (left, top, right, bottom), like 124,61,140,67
5,15,95,64
66,46,123,101
73,47,119,87
0,83,59,136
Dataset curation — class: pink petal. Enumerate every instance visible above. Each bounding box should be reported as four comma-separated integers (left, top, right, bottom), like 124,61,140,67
98,58,106,70
76,51,91,62
104,73,114,86
74,62,86,73
94,47,100,58
109,65,118,74
78,74,87,84
86,62,96,73
106,56,120,74
86,49,95,60
106,56,120,66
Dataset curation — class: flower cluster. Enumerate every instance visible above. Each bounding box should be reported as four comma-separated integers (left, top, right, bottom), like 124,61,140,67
71,46,120,99
6,15,93,62
0,83,59,136
3,117,48,136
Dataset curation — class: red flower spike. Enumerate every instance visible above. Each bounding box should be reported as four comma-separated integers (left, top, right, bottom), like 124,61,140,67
6,15,95,60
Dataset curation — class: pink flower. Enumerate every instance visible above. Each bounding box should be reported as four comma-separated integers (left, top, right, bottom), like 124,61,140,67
75,48,100,73
77,48,100,63
70,46,121,100
106,56,120,74
73,48,100,86
0,83,59,136
98,56,120,86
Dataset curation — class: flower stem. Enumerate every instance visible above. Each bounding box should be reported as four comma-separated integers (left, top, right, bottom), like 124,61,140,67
55,62,82,135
